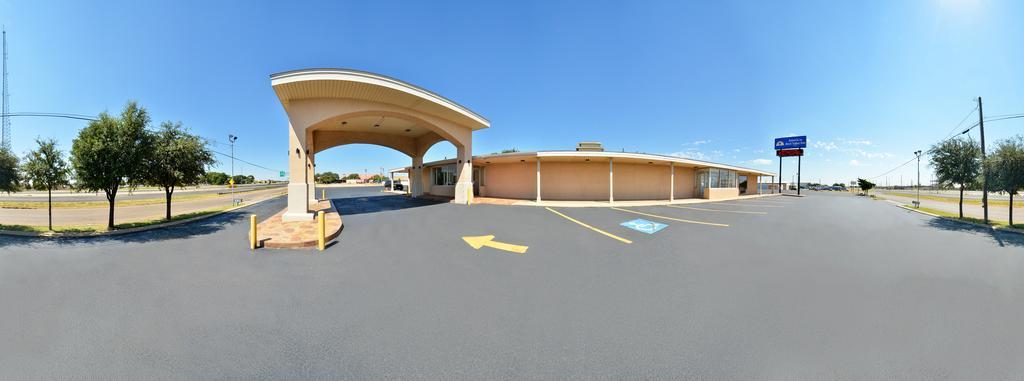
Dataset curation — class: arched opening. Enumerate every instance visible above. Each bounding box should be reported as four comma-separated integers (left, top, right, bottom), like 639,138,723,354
272,69,489,220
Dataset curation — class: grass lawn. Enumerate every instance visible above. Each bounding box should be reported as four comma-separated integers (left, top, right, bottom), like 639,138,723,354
905,204,1024,231
0,208,228,233
884,191,1023,208
0,187,274,209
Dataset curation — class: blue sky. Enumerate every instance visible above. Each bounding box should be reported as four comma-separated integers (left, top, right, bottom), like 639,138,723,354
2,0,1022,185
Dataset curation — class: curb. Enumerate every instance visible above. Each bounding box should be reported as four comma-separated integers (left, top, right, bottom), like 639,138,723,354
887,200,1024,236
260,198,344,249
0,192,287,238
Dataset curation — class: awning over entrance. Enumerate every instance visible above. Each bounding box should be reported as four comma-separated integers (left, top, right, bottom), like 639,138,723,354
271,68,489,220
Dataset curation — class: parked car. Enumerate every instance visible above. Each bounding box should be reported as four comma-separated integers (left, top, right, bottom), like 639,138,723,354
383,179,392,190
393,180,405,191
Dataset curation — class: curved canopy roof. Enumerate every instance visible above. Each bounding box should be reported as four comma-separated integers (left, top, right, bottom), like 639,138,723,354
270,68,490,131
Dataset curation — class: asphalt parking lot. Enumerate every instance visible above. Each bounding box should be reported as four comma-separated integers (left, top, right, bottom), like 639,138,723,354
2,187,1024,379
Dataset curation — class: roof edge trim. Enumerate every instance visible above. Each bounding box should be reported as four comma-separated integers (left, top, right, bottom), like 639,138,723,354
270,68,489,128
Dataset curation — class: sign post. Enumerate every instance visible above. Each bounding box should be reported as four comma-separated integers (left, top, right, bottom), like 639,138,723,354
774,137,807,195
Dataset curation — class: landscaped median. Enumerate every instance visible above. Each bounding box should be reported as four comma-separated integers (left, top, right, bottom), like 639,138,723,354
888,201,1024,236
0,191,286,237
254,200,342,249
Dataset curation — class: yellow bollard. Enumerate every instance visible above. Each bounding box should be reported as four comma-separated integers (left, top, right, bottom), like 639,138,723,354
249,214,257,250
467,188,472,206
317,210,326,251
322,189,326,200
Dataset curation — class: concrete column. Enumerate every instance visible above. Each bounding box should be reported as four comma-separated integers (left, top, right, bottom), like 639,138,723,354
609,158,614,203
411,155,424,197
670,162,675,202
306,150,317,203
453,145,473,204
535,157,541,203
284,122,314,221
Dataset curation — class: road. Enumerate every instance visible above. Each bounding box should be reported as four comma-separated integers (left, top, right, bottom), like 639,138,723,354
2,189,1023,379
0,183,284,202
0,186,286,226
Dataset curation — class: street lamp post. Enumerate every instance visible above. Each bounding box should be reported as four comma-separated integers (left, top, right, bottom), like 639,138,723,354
229,134,238,202
914,150,922,208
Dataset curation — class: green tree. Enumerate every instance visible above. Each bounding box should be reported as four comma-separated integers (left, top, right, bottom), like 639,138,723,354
71,101,154,229
929,137,982,219
21,139,71,230
204,171,229,185
345,173,361,180
146,121,216,220
857,178,875,194
987,136,1024,226
0,147,20,194
230,174,254,185
316,171,340,184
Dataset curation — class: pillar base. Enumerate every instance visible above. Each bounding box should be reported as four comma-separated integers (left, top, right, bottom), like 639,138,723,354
286,183,311,220
454,181,473,204
282,212,315,222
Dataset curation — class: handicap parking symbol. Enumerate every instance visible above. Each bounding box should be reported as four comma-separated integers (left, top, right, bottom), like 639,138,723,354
620,218,667,234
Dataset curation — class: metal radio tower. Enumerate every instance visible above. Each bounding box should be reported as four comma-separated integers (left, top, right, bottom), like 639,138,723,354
1,27,10,151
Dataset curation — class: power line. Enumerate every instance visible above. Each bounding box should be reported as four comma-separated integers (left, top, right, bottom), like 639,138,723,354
0,111,285,174
208,148,282,174
939,105,977,142
0,112,100,121
868,156,917,180
866,107,1024,182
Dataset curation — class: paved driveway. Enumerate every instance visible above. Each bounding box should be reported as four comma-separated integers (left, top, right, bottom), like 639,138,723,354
2,188,1023,379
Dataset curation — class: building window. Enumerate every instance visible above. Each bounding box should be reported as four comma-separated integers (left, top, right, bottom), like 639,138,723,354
698,168,738,188
432,165,456,186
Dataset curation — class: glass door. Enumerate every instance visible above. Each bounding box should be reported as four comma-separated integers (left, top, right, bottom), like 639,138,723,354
695,169,708,198
472,167,483,196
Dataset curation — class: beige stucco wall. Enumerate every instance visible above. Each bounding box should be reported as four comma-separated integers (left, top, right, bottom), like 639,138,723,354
426,159,760,202
613,163,671,201
745,174,759,194
705,187,740,200
476,161,716,201
429,185,455,197
673,166,695,199
481,161,536,199
539,161,611,201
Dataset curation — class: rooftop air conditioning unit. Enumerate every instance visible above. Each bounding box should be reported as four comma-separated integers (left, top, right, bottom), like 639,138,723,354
576,142,604,152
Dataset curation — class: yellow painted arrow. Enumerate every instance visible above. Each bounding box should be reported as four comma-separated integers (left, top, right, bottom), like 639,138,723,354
462,235,528,254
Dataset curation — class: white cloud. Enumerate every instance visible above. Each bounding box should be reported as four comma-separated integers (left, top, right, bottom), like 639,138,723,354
813,141,839,151
669,150,710,161
749,158,772,166
849,159,860,166
844,139,872,146
692,140,710,145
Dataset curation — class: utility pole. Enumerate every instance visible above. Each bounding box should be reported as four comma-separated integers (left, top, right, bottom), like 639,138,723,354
229,134,238,201
778,157,782,194
914,150,922,208
797,155,801,196
977,97,988,223
1,27,10,152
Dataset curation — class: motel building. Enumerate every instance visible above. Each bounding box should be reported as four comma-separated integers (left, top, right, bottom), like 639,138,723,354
272,68,776,220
